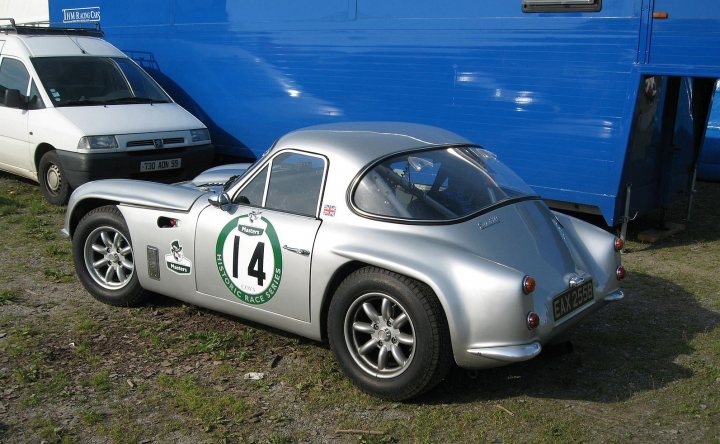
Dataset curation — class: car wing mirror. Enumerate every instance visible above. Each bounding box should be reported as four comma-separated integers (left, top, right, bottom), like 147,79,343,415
208,192,231,211
4,89,28,110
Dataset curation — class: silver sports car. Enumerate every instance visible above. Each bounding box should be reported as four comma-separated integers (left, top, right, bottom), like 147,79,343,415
62,122,625,400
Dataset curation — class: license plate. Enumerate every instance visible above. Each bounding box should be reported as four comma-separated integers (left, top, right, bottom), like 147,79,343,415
140,158,181,172
552,280,594,321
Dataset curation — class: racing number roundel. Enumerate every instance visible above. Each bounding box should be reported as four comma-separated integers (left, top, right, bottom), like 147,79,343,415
216,212,282,305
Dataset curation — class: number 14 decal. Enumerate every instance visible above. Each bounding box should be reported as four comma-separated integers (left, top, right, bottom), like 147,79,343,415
232,236,267,286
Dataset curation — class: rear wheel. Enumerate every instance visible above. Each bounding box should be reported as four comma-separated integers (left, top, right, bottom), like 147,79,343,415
328,267,451,400
38,151,71,205
72,205,147,306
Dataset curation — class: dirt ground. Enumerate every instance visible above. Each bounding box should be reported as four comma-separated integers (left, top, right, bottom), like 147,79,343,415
0,173,718,443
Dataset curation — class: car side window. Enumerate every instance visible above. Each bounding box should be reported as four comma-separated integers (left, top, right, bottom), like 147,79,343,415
0,58,30,107
265,152,326,216
235,165,268,206
234,151,326,216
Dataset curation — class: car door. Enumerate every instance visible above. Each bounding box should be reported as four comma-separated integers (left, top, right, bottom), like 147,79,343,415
0,56,33,174
195,150,327,322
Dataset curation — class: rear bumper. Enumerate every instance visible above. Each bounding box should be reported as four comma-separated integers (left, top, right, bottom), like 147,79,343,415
467,342,542,363
56,144,214,189
457,288,624,369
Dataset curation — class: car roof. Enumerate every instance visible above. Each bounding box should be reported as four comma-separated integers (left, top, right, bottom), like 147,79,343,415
274,122,473,167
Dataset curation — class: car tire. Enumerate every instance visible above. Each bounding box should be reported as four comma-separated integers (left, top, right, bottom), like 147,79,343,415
328,267,451,400
38,151,71,205
72,205,147,307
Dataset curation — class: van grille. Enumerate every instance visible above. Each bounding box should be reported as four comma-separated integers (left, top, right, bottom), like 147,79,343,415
126,137,185,148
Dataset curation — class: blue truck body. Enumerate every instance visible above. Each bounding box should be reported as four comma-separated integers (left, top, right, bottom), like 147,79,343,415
698,81,720,181
48,0,720,225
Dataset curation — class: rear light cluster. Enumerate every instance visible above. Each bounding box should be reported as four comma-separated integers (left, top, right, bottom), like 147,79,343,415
522,276,536,294
616,266,626,280
523,276,539,329
614,237,624,252
527,312,540,330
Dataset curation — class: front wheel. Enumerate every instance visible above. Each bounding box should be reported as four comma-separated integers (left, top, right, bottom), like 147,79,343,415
328,267,451,400
38,151,71,205
72,205,147,306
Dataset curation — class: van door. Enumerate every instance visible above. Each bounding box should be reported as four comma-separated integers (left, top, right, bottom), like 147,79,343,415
0,56,32,174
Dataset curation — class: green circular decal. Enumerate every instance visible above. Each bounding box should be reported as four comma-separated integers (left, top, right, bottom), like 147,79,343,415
216,213,283,304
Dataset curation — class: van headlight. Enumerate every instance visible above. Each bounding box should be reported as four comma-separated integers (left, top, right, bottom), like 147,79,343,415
190,128,211,142
78,135,118,150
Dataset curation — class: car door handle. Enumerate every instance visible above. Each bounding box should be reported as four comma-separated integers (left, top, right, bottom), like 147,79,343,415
282,245,310,256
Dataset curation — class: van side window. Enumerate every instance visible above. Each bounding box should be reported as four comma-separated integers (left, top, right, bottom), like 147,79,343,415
0,58,30,106
28,81,45,110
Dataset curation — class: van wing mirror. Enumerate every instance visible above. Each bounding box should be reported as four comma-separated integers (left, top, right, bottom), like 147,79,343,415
4,89,27,110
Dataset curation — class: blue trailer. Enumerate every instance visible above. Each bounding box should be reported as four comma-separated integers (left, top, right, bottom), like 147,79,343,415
47,0,720,227
698,81,720,181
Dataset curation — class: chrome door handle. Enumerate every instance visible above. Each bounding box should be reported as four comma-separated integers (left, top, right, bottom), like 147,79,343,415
282,245,310,256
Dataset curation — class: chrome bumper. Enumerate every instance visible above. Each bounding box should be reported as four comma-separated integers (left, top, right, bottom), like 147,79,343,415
467,342,542,363
603,289,624,302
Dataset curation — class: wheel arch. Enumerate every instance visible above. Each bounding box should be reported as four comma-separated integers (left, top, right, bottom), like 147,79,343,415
34,143,55,173
68,198,120,238
319,259,453,345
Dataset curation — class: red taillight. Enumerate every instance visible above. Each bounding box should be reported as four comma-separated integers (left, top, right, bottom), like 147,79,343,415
614,237,624,252
527,312,540,330
522,276,536,295
616,266,626,280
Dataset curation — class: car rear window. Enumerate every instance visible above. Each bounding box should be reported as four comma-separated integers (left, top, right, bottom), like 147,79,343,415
352,146,536,221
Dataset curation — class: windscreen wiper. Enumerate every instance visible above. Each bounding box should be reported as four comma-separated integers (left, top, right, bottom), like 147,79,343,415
57,99,106,107
103,97,168,104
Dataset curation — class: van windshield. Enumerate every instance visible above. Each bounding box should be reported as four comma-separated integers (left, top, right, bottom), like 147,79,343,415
31,56,171,107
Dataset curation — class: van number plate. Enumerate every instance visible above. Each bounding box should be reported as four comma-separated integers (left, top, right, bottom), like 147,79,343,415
140,158,181,172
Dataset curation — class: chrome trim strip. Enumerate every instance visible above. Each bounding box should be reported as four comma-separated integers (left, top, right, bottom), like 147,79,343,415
282,245,310,256
467,342,542,362
603,290,624,302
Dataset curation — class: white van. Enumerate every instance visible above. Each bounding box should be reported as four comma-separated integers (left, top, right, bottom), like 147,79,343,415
0,20,214,204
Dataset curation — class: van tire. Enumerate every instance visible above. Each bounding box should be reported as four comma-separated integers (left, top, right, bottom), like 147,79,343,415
38,151,71,205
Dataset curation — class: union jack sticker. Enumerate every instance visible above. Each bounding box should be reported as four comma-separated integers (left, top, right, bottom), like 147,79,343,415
323,205,337,217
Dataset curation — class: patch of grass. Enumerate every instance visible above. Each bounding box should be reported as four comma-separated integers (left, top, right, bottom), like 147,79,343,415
23,214,55,241
46,243,70,258
81,410,105,426
0,195,20,216
183,331,247,360
29,417,73,444
14,364,48,384
157,374,247,433
43,268,75,283
88,369,112,392
75,318,99,335
267,433,294,444
0,289,17,305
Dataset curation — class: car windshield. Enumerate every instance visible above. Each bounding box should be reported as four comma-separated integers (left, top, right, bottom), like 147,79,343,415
31,56,171,107
353,146,537,221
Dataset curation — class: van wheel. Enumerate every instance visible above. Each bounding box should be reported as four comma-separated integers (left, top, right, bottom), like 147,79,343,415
38,151,71,205
328,267,451,400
